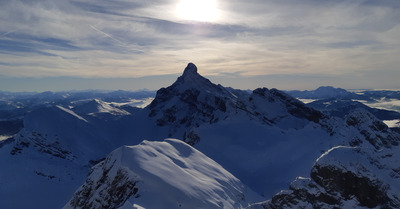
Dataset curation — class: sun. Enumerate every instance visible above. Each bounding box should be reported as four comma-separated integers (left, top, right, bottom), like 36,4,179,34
176,0,220,22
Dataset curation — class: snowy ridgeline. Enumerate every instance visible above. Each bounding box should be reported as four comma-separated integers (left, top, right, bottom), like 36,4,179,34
1,63,400,209
63,139,262,209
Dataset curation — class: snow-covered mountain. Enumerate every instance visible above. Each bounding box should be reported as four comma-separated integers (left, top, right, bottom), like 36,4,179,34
64,139,261,209
0,89,155,141
147,63,248,144
145,63,337,197
140,63,400,199
1,63,400,209
248,108,400,208
285,86,362,100
0,89,155,107
286,86,400,130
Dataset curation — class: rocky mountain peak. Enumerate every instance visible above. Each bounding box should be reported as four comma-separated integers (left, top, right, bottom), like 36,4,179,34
182,62,198,75
174,63,216,90
146,63,243,144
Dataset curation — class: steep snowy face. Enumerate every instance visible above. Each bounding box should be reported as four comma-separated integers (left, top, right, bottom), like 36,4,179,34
64,139,259,209
147,63,244,144
248,88,324,126
254,145,400,209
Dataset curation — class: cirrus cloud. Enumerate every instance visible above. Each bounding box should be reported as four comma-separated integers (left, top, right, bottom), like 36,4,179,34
0,0,399,91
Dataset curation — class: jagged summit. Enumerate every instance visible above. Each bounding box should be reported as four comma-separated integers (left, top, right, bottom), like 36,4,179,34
148,63,237,111
174,63,217,91
183,62,198,75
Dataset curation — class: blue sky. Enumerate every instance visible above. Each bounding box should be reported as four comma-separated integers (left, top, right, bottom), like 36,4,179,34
0,0,399,92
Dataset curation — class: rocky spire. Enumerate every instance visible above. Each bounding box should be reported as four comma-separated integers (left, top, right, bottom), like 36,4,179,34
181,62,200,79
183,63,198,74
176,62,212,87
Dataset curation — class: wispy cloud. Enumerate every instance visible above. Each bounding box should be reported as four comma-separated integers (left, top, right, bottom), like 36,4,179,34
0,0,399,91
1,30,17,37
89,24,127,47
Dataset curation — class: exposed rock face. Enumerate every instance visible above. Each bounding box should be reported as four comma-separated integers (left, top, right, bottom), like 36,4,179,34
10,130,74,160
68,164,139,209
147,63,242,144
345,108,399,149
252,146,400,209
311,165,390,208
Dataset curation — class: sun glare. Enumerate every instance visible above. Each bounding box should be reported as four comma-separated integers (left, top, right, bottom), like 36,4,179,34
176,0,220,22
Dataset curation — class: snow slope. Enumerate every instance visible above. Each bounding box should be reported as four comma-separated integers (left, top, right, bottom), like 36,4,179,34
64,138,261,209
72,99,130,116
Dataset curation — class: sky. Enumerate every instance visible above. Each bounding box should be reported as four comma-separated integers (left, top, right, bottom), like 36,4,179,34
0,0,399,92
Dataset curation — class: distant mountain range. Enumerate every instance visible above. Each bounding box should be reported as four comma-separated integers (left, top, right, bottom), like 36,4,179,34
285,86,361,100
1,63,400,208
285,86,400,101
285,86,400,130
0,90,155,137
